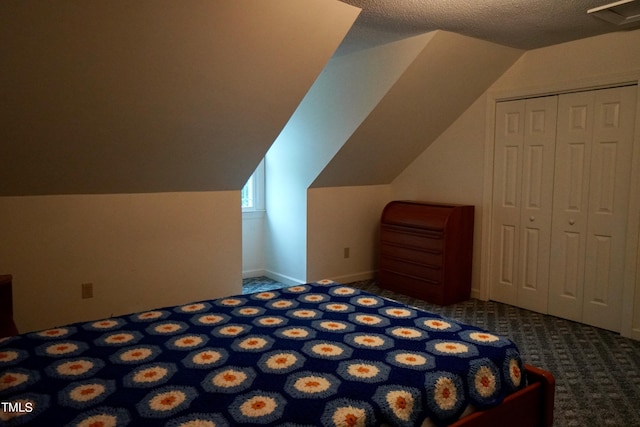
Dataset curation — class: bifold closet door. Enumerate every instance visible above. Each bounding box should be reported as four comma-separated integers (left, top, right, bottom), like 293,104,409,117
547,91,593,323
491,96,558,313
548,86,636,332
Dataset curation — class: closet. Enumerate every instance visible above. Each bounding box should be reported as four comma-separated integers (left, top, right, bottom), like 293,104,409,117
490,85,637,332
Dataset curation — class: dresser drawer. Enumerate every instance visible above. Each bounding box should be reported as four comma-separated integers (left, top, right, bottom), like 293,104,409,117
380,257,442,284
380,244,442,267
378,270,445,304
381,227,444,252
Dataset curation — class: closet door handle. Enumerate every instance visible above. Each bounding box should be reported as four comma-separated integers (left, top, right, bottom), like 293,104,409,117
529,216,535,222
569,219,575,225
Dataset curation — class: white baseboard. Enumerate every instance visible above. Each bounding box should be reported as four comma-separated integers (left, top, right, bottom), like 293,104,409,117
470,287,482,300
263,270,305,286
242,269,266,279
256,270,377,286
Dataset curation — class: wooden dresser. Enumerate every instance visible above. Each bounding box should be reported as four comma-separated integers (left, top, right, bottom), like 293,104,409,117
379,201,474,305
0,274,19,338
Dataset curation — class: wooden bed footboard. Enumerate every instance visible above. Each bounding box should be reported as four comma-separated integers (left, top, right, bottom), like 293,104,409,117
450,364,555,427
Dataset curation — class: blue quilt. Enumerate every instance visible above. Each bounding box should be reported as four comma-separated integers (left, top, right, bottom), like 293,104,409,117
0,281,525,426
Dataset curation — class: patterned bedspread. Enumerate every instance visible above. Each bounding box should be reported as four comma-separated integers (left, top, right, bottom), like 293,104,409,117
0,281,525,426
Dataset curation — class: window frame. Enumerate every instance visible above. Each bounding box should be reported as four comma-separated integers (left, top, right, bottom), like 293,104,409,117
241,159,265,215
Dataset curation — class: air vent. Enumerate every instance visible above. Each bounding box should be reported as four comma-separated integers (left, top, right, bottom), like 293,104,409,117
588,0,640,25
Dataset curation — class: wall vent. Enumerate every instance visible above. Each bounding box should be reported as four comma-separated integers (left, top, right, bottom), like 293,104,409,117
588,0,640,25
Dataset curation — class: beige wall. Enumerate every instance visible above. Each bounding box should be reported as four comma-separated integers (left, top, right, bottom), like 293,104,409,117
242,212,266,278
0,192,241,333
6,27,639,335
0,0,361,333
492,29,640,94
391,97,487,295
265,34,432,284
307,185,391,283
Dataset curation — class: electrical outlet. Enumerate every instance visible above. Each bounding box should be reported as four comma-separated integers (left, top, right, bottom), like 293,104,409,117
81,283,94,299
343,247,350,259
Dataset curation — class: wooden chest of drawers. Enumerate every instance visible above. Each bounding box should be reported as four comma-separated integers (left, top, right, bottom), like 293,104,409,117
379,201,474,305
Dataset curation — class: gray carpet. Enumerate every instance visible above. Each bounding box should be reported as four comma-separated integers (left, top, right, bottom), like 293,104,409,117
243,277,640,427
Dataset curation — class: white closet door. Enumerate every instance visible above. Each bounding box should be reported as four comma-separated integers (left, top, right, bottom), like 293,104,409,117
583,86,636,331
517,97,558,312
491,100,525,306
491,96,557,312
548,91,594,322
549,86,636,331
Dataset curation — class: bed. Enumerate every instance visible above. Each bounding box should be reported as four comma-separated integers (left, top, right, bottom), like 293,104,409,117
0,280,554,426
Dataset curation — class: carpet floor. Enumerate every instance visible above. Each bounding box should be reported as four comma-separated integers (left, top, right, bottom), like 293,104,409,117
243,276,640,426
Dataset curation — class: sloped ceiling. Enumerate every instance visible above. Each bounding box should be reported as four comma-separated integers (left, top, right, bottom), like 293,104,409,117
0,0,360,196
4,1,634,197
311,31,522,188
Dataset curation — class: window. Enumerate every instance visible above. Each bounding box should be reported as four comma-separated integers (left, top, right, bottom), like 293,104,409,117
242,159,265,212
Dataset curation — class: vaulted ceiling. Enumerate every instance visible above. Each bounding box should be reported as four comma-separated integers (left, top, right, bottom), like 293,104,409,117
0,0,359,196
1,0,637,196
311,30,521,188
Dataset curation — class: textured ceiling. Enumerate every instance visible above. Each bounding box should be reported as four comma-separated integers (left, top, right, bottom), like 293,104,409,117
337,0,640,55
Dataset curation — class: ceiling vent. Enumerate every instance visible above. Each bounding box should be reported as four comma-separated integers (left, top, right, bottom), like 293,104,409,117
588,0,640,25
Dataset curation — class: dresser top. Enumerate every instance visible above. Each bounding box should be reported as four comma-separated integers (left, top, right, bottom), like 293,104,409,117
382,201,473,230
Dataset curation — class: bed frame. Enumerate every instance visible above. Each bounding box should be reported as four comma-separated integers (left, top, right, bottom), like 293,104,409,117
452,364,555,427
